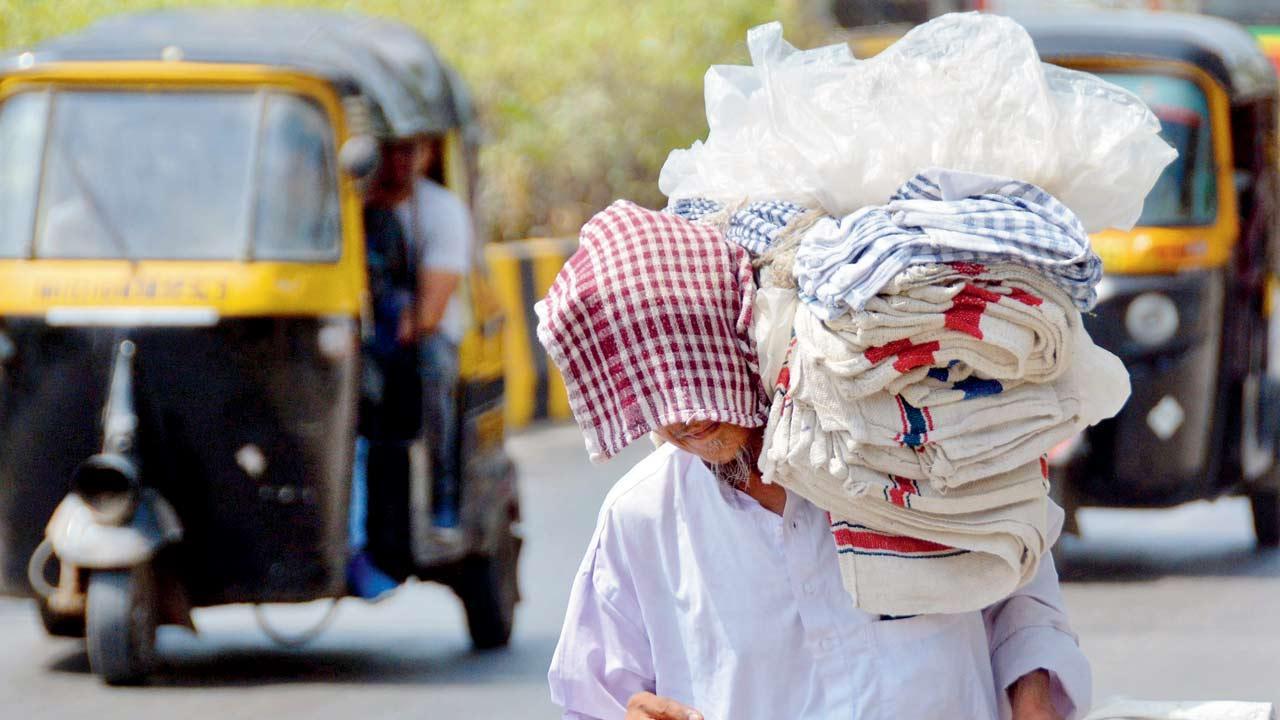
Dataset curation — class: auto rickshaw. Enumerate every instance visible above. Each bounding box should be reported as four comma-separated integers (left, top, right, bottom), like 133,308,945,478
0,9,520,685
1016,12,1280,547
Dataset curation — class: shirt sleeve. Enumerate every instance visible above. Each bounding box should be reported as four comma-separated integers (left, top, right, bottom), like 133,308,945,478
549,508,655,720
983,503,1092,720
418,185,473,275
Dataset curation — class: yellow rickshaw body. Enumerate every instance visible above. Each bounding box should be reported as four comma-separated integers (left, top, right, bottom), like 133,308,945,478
1065,58,1240,276
0,63,366,320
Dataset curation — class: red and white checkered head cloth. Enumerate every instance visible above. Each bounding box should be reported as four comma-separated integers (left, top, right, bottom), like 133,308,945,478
536,200,768,462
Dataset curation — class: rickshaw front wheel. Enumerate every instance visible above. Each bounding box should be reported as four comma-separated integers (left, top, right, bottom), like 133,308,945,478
86,565,158,686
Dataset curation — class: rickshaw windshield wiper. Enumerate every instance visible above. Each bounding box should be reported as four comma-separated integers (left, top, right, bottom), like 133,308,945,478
57,152,134,262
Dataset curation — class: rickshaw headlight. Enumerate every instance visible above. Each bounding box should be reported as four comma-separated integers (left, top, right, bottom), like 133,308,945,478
318,317,357,362
1125,292,1179,347
71,454,140,526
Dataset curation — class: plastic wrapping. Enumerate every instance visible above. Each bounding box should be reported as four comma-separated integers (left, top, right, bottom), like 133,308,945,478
659,13,1177,233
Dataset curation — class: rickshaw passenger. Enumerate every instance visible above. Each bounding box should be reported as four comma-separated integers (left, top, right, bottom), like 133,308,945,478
348,139,421,600
395,134,474,531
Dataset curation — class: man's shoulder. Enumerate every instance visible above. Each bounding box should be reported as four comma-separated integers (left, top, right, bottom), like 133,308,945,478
597,444,691,530
417,179,468,212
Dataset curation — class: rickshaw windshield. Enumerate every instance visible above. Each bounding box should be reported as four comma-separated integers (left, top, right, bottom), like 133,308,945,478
1099,73,1218,228
0,88,341,261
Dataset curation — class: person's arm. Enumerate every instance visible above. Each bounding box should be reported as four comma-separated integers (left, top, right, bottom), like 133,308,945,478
983,503,1092,720
415,268,461,336
550,511,661,720
414,188,473,337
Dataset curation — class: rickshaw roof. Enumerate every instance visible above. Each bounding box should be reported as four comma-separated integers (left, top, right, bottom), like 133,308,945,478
337,13,481,142
4,9,467,138
1019,10,1279,103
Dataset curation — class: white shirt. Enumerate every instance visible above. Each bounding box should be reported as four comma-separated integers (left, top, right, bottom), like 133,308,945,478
548,444,1091,720
395,179,473,343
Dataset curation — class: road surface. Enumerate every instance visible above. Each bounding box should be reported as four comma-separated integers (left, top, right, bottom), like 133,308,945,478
1,424,1276,719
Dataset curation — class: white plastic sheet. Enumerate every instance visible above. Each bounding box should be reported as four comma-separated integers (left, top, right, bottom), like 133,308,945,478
659,13,1177,233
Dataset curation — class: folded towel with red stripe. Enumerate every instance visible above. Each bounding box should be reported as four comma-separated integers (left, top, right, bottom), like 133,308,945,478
763,435,1057,614
785,315,1128,489
754,256,1129,614
796,262,1079,402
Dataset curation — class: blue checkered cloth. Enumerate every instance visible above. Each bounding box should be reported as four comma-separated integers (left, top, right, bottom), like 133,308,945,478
666,197,723,222
725,200,806,255
667,198,807,256
795,169,1101,318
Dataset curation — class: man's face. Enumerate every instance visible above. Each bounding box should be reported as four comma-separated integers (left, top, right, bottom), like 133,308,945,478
373,141,420,199
416,137,439,177
655,420,752,465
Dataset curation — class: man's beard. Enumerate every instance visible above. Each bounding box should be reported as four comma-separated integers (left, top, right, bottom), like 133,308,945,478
704,444,756,489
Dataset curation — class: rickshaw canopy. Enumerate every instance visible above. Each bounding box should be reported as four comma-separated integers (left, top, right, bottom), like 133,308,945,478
1019,10,1279,104
3,9,468,138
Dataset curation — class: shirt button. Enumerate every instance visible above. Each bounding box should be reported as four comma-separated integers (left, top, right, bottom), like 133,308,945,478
820,637,837,651
802,581,816,594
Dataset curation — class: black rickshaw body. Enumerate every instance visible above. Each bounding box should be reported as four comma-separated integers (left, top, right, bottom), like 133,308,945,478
1020,13,1280,529
0,9,518,681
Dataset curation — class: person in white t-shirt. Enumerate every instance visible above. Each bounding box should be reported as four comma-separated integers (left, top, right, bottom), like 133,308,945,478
395,134,473,530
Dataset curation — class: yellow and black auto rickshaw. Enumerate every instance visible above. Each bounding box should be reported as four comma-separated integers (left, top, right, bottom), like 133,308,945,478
0,9,518,684
1019,12,1280,547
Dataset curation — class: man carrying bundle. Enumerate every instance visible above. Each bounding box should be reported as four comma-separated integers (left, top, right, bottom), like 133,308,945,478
541,11,1175,720
539,201,1088,720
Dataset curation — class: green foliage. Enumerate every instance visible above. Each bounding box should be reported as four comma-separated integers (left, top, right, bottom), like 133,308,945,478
0,0,796,240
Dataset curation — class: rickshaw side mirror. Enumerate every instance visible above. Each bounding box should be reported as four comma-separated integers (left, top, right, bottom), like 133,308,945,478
339,135,381,179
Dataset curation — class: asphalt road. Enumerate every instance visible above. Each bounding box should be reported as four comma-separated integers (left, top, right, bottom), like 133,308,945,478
1,423,1277,719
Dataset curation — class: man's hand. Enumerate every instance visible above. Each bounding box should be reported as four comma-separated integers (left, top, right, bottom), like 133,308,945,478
1009,669,1064,720
625,692,704,720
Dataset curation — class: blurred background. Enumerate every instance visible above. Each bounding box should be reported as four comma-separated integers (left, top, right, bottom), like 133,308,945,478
4,0,1278,243
1,1,1279,718
0,0,814,244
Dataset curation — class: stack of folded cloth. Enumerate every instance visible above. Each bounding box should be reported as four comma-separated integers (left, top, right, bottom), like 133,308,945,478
679,167,1131,615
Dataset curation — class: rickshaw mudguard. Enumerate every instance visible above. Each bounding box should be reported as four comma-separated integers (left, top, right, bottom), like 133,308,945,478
46,488,181,570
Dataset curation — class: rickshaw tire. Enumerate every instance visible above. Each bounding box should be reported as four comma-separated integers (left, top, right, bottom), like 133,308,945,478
38,599,86,639
453,528,520,651
86,566,158,686
1249,488,1280,549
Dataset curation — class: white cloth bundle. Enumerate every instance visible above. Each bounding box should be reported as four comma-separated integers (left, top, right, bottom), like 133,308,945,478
857,262,1076,352
791,364,1081,490
790,265,1079,404
754,264,1129,613
784,299,1129,489
660,15,1176,233
760,427,1057,614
